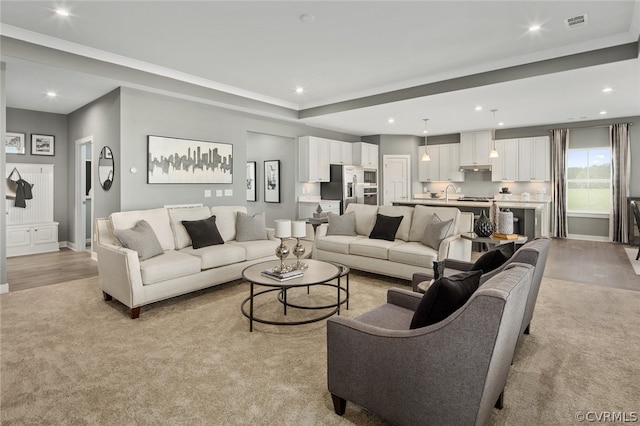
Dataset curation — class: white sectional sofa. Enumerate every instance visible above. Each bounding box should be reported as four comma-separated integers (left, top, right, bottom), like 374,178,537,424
96,205,280,318
313,204,473,280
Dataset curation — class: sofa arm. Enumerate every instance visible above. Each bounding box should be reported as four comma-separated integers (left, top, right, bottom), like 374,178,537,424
444,258,475,271
387,287,422,311
438,235,471,262
96,242,144,308
266,227,278,241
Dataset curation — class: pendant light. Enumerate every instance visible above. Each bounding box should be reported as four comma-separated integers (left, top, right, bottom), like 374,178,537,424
421,118,431,162
489,109,499,158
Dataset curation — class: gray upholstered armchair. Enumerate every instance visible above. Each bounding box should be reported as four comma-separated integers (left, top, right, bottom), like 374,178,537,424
412,236,550,336
327,264,534,426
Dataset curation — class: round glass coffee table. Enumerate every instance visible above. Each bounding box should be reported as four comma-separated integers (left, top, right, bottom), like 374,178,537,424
241,259,346,331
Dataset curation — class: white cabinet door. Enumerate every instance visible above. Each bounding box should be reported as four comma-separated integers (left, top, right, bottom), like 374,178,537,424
33,225,58,245
353,142,378,168
6,226,31,248
417,146,439,182
518,137,550,181
329,140,353,165
340,142,353,165
491,139,519,181
460,130,492,166
299,136,330,182
444,144,465,182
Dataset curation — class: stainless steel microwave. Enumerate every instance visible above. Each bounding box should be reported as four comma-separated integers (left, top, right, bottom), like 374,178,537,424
363,169,377,184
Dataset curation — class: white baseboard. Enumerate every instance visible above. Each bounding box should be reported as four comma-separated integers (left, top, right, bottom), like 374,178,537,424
567,234,610,242
0,283,9,294
91,251,98,261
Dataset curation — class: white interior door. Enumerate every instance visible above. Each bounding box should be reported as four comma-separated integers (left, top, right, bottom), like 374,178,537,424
382,155,411,206
75,136,93,253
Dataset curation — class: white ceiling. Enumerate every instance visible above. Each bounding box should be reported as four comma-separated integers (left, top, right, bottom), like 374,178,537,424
1,1,639,136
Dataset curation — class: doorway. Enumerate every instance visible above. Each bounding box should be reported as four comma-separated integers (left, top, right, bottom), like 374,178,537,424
382,155,411,206
75,136,93,254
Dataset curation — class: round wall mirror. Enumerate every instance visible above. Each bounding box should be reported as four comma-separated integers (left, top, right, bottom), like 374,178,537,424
98,146,114,191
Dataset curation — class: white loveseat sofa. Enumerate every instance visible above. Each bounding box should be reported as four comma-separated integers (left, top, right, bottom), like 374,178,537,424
313,204,473,280
96,205,280,318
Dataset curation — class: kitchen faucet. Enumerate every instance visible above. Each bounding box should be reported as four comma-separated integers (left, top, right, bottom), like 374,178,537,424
445,184,457,202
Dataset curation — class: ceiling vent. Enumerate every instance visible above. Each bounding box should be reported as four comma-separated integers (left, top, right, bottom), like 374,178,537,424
565,14,588,29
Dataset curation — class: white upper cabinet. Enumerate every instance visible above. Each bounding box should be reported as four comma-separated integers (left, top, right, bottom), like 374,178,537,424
418,146,439,182
353,142,378,168
418,144,464,182
491,139,519,181
460,130,492,166
329,140,353,165
518,136,550,181
299,136,330,182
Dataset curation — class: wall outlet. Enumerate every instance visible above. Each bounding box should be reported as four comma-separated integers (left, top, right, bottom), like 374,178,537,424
204,190,211,197
423,185,428,193
456,187,461,193
216,190,222,197
224,189,232,196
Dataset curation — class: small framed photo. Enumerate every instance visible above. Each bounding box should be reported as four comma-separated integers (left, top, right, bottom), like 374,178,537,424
5,132,26,154
246,161,257,202
31,134,55,156
264,160,280,203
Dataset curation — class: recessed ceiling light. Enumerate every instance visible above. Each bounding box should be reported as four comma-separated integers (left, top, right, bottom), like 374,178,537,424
529,24,541,32
295,86,304,94
46,91,57,97
474,106,483,111
602,87,613,93
498,122,504,126
599,110,607,115
300,14,315,23
387,118,395,124
55,9,70,17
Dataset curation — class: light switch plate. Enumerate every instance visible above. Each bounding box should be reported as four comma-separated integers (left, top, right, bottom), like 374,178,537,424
224,189,232,196
216,190,222,197
204,190,211,197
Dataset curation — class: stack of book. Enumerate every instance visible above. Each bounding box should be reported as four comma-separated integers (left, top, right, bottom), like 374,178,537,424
492,232,519,240
261,268,304,282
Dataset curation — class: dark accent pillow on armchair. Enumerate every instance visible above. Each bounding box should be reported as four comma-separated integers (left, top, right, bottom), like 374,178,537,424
471,242,515,274
182,215,224,249
409,270,482,329
369,214,403,241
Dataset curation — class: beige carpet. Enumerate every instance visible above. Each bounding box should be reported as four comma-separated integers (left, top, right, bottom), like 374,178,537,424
624,247,640,275
1,272,639,425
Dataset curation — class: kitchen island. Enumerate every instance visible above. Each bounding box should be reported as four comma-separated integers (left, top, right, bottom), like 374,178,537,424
393,198,551,241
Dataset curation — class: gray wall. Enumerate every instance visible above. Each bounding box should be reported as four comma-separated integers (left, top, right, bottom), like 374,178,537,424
6,108,70,241
68,88,122,247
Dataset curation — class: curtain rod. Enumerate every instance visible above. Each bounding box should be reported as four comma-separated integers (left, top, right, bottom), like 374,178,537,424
549,123,633,131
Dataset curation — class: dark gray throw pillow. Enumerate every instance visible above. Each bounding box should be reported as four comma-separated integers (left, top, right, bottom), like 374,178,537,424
369,213,403,241
409,270,482,329
113,220,164,261
182,215,224,249
236,212,268,242
421,213,454,250
471,242,515,274
327,211,357,236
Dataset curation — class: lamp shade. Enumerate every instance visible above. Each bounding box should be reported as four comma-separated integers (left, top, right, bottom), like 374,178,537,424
275,219,291,238
292,221,306,238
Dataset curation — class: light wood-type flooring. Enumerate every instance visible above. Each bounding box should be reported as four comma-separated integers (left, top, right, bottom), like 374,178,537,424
5,239,639,292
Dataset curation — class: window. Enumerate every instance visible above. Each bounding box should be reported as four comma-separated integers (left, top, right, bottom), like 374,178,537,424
566,148,611,214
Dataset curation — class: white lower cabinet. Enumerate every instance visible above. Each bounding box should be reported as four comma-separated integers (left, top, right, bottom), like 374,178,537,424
6,222,59,257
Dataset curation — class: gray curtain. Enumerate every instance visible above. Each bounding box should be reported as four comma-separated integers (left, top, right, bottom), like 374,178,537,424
551,129,568,238
609,123,630,243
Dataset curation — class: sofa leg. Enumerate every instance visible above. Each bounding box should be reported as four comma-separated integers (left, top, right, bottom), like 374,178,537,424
495,391,504,410
131,307,141,319
331,394,346,415
102,292,112,301
524,323,530,335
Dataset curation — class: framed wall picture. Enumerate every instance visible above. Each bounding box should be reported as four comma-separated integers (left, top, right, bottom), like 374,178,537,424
31,134,55,156
5,132,26,155
246,161,257,202
264,160,280,203
147,135,233,184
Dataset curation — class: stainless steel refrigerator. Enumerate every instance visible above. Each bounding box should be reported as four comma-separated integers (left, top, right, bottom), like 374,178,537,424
321,165,364,214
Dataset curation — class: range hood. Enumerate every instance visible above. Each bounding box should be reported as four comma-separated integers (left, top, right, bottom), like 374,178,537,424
459,165,492,172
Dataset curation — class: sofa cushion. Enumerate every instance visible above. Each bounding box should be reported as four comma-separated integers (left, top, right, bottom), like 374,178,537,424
140,251,202,285
316,235,365,254
349,238,402,260
388,242,439,268
236,211,268,242
327,211,357,236
210,206,247,242
408,205,460,242
409,270,482,329
180,244,246,269
472,242,515,274
230,239,279,261
182,216,225,249
168,206,212,249
369,214,404,242
421,214,454,250
113,220,164,261
111,207,175,250
344,204,378,236
378,206,414,241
